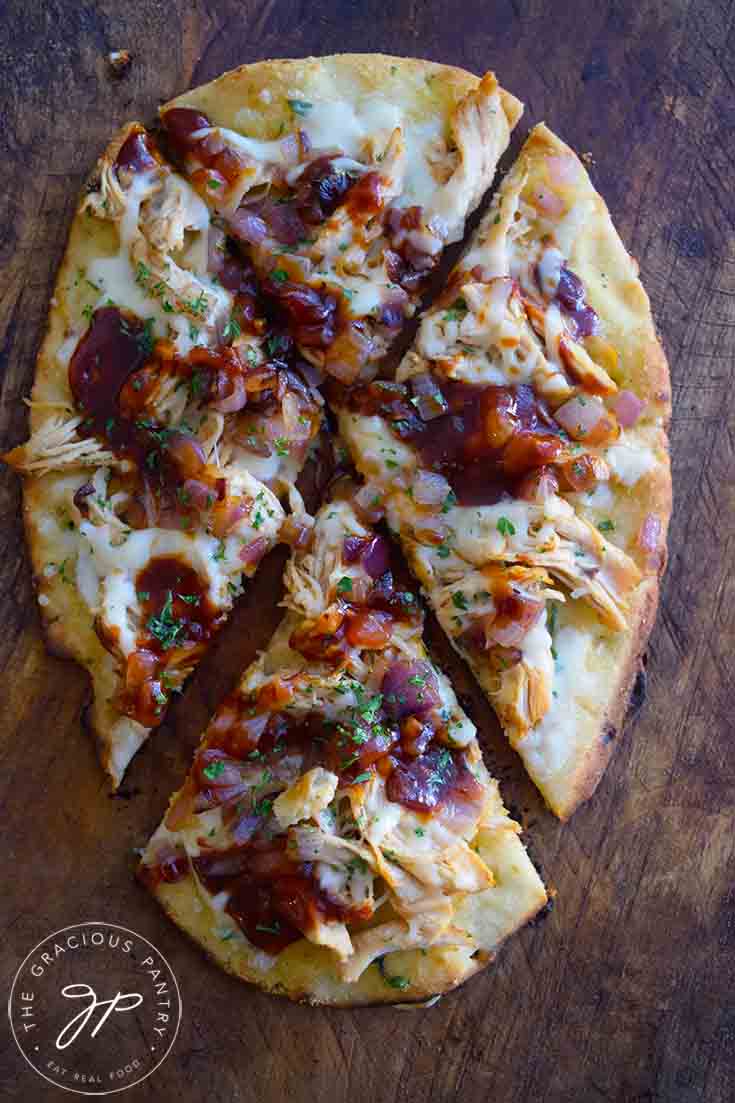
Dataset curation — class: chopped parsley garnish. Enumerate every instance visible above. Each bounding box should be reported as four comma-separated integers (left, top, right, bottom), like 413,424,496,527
146,591,185,650
188,323,200,344
207,178,222,189
135,261,151,287
441,490,457,514
271,268,288,284
497,515,516,537
266,334,289,358
443,296,468,322
253,796,273,817
186,291,209,317
381,970,410,991
203,761,226,781
414,827,425,837
223,317,241,342
273,437,290,457
336,576,353,593
255,921,281,934
213,540,226,561
178,593,200,605
451,591,468,611
353,771,372,785
138,317,155,357
597,519,615,532
188,370,208,400
137,590,151,602
288,99,313,116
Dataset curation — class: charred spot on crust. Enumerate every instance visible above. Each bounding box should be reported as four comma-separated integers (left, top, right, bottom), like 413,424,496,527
529,897,555,926
109,786,141,800
625,667,648,725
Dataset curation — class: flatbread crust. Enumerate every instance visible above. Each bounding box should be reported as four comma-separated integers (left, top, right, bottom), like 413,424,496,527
149,817,546,1005
5,55,521,786
487,124,671,816
140,500,546,1004
161,53,522,159
337,123,671,819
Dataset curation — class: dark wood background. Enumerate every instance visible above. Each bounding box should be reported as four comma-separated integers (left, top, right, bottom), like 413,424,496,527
1,2,734,1100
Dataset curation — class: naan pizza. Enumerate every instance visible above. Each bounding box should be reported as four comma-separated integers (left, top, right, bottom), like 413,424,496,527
4,55,520,785
336,124,671,818
140,497,546,1003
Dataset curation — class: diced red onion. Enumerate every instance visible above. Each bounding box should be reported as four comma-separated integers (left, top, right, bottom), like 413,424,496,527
534,186,565,217
352,483,384,524
259,199,305,245
211,501,250,538
282,392,312,442
342,535,390,579
546,154,579,187
412,469,451,507
554,395,607,440
211,374,248,414
207,224,227,276
638,512,661,551
637,512,663,570
324,323,373,383
345,609,393,649
413,516,448,545
410,373,448,421
280,132,300,163
164,431,207,477
381,660,440,719
485,616,537,648
228,811,262,844
239,536,268,567
182,478,216,511
73,481,95,512
280,515,314,550
228,208,267,245
516,465,559,502
614,389,646,428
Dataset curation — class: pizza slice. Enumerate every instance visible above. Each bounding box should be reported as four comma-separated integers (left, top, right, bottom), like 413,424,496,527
3,56,520,786
336,124,671,818
157,54,521,385
139,496,546,1004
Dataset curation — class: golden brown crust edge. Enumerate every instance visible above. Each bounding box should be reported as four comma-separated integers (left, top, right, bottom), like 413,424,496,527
146,821,546,1007
162,53,522,134
518,124,672,818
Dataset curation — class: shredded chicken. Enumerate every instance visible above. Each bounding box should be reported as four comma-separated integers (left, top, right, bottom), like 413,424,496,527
308,127,407,271
274,768,338,829
431,73,515,242
4,416,115,475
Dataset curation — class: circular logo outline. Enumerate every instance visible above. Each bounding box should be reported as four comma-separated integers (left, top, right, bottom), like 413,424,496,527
8,921,183,1096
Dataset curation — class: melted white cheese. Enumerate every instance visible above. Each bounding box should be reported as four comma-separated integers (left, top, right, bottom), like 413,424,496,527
519,624,598,781
605,439,656,486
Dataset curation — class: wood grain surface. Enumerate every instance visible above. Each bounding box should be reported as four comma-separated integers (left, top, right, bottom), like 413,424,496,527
1,2,734,1101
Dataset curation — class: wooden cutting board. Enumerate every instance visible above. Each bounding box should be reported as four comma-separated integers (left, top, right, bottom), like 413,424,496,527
1,2,733,1101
